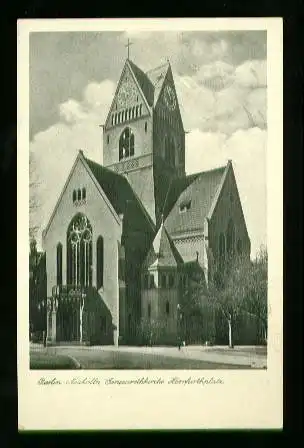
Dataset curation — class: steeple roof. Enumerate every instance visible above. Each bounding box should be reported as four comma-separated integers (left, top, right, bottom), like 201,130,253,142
144,221,183,269
126,59,170,108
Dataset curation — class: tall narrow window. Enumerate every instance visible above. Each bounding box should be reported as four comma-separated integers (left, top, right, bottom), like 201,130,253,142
67,214,92,287
226,219,235,257
148,303,151,319
143,274,149,289
237,239,242,255
161,274,167,289
168,274,174,288
82,187,86,201
149,274,155,289
139,105,143,116
107,134,109,144
56,243,62,286
72,190,76,203
77,189,81,201
165,301,170,316
119,127,135,160
219,233,225,268
144,121,147,133
97,236,104,289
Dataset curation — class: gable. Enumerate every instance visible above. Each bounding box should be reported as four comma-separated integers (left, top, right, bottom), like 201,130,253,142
154,66,184,131
164,166,226,236
43,153,122,243
209,163,250,247
105,61,151,130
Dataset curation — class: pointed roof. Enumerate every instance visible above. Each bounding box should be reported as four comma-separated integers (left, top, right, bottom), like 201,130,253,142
127,59,154,107
163,164,227,236
146,222,183,269
146,61,170,106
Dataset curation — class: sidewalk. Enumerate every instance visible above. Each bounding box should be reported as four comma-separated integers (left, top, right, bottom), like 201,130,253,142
30,343,267,368
97,345,267,368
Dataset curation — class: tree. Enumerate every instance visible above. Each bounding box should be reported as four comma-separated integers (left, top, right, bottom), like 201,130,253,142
207,254,248,348
241,247,268,343
29,150,41,240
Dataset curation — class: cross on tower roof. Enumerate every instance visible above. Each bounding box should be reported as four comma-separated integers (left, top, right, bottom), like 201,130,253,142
125,38,133,59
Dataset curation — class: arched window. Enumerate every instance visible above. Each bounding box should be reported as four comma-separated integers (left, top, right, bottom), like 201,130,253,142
237,239,242,255
135,106,139,117
67,214,92,287
226,219,235,257
144,121,147,133
121,111,125,122
82,188,86,201
143,274,149,289
165,300,170,316
119,127,135,160
139,105,142,116
56,243,62,286
219,233,225,269
164,136,170,163
72,190,76,203
77,189,81,201
107,134,109,144
170,137,175,166
148,303,151,319
97,236,104,289
128,108,131,120
132,106,136,118
149,274,155,289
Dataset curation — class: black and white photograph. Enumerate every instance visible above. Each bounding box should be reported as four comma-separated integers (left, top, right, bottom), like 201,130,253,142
18,18,283,430
27,27,269,370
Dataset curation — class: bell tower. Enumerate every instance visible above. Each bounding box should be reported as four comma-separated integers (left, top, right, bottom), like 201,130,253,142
102,53,185,227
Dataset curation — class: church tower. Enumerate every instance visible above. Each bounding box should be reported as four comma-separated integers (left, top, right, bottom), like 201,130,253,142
102,55,185,227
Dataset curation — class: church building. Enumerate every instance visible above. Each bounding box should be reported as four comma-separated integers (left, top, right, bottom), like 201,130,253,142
41,56,251,346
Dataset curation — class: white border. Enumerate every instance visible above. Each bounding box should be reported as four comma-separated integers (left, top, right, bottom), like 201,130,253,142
17,18,283,430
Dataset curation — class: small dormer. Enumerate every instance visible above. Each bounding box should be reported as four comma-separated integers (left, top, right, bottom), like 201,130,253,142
179,199,191,213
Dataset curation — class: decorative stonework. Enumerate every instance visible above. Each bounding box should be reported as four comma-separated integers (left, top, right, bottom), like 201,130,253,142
74,199,87,207
109,153,152,174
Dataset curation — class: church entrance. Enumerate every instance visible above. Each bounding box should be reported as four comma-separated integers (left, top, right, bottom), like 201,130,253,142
56,297,80,342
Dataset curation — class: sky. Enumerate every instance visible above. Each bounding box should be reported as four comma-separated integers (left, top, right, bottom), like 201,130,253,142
29,30,267,259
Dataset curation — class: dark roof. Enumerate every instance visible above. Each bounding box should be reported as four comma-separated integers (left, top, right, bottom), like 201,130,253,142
127,59,170,108
146,62,170,105
128,60,154,107
85,156,141,216
164,165,227,235
144,222,184,269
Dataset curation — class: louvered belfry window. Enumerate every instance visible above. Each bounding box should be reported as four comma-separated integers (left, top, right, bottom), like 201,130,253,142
119,127,134,160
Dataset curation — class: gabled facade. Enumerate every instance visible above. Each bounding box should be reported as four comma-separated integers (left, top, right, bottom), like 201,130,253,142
40,57,252,347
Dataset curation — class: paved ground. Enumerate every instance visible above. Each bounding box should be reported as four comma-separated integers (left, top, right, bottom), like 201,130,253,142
30,343,267,369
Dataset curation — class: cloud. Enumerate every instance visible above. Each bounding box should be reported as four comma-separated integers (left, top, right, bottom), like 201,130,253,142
175,58,267,135
30,62,267,259
186,127,267,258
30,79,115,243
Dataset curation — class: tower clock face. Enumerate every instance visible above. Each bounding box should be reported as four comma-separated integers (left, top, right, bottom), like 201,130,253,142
164,85,177,111
117,79,138,108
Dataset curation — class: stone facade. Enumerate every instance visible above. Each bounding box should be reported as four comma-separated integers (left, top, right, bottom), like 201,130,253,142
41,57,253,347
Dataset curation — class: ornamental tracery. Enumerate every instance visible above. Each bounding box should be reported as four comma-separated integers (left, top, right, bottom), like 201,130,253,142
67,214,92,287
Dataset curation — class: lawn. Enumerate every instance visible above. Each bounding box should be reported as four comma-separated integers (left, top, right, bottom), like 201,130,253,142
45,349,251,369
30,352,78,370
